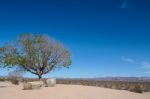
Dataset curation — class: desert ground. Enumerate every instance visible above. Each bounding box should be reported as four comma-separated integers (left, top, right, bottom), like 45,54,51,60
0,82,150,99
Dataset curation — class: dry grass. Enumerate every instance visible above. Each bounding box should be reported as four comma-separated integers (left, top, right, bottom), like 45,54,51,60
0,77,150,93
56,79,150,93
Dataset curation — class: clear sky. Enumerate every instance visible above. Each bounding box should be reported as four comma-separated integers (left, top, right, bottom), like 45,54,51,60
0,0,150,78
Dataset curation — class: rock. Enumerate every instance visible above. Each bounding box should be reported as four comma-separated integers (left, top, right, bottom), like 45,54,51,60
23,81,43,90
46,78,56,87
30,81,43,90
23,82,32,90
31,84,42,90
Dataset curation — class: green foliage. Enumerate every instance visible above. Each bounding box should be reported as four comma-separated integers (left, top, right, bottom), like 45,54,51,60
0,33,71,79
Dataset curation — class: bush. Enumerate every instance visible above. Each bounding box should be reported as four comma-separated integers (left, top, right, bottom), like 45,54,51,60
9,78,19,85
23,82,32,90
7,71,23,85
129,85,143,93
0,78,5,82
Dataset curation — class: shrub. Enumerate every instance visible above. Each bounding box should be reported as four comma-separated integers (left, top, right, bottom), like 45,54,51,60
129,85,143,93
0,78,5,82
9,78,19,85
7,71,23,85
23,82,32,90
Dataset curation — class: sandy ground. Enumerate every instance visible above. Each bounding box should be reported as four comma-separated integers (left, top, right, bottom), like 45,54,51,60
0,82,150,99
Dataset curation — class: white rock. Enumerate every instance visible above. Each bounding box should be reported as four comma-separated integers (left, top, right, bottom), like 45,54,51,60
23,81,43,90
29,81,43,90
46,78,56,87
23,82,32,90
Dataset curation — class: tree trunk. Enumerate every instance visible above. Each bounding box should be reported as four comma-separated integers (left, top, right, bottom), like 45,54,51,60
38,75,42,80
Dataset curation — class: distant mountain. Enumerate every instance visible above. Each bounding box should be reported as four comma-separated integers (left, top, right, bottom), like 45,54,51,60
1,75,150,82
58,77,150,82
85,77,150,82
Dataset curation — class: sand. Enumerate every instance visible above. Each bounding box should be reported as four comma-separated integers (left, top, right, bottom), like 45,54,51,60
0,82,150,99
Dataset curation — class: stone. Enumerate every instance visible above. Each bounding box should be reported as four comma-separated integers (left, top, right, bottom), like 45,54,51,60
23,82,32,90
46,78,56,87
23,81,43,90
30,81,43,90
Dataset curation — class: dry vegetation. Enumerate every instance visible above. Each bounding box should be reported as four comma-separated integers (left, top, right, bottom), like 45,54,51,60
0,77,150,93
56,79,150,93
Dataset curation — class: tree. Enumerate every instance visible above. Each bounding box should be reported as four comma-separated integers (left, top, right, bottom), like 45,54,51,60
0,33,71,79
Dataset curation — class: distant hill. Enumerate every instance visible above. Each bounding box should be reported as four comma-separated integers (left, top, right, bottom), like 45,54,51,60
89,77,150,82
58,77,150,82
1,76,150,82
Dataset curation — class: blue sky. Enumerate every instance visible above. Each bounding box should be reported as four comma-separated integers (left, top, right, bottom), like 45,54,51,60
0,0,150,78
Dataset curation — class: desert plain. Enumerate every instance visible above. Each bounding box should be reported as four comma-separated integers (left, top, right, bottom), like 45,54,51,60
0,81,150,99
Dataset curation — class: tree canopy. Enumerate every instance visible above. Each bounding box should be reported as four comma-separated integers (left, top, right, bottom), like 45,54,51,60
0,33,71,79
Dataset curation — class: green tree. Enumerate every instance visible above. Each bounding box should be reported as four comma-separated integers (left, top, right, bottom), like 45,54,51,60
0,33,71,79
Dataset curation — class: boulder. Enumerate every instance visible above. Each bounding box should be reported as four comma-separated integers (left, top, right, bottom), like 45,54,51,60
30,81,43,90
23,82,32,90
45,78,56,87
23,81,43,90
